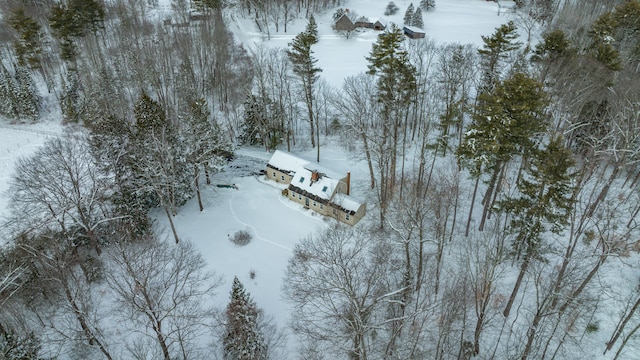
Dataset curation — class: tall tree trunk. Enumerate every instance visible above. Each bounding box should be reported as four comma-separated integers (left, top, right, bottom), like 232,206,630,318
163,205,180,243
466,175,480,237
503,251,531,318
195,165,204,212
361,132,376,189
605,295,640,353
480,162,502,231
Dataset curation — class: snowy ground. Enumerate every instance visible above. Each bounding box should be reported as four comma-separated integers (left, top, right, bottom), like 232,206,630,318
0,122,63,222
231,0,514,87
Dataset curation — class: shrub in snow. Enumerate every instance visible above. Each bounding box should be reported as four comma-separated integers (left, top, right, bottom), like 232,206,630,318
231,230,252,246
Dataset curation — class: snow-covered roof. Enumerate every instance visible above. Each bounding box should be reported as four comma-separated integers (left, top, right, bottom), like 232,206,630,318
290,165,342,201
332,192,364,213
403,25,425,33
267,150,309,173
371,18,387,26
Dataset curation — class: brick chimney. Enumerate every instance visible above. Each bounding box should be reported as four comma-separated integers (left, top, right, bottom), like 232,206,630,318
346,171,351,195
311,170,319,182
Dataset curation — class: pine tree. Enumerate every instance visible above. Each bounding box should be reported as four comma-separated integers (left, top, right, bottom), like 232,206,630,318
0,63,19,119
287,29,322,157
420,0,435,10
384,1,400,15
459,72,549,231
88,114,150,234
13,65,40,122
366,24,417,111
60,70,81,123
8,7,43,70
223,277,268,360
49,0,105,62
183,98,232,211
366,24,417,223
412,8,424,29
588,0,640,71
404,3,415,25
306,14,319,44
477,21,521,94
500,134,576,317
133,93,190,243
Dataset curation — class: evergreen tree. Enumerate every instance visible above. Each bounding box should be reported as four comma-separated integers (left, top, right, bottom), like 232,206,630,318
384,1,400,15
412,8,424,28
459,72,549,231
0,330,42,360
13,65,40,122
239,93,283,151
589,0,640,71
500,134,576,317
366,24,417,223
287,29,322,157
183,98,232,211
49,0,105,62
306,14,319,44
60,70,81,123
366,24,417,113
0,63,19,119
477,21,521,94
404,3,415,25
223,277,268,360
133,93,190,243
420,0,435,11
8,7,43,70
88,114,150,234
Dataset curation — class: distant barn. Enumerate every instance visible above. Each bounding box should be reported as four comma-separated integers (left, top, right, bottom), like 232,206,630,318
403,25,425,39
334,13,355,31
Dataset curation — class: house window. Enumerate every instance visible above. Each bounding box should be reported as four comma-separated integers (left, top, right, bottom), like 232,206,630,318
272,172,276,177
298,194,302,200
333,209,337,215
299,177,305,183
346,214,350,221
320,204,323,209
313,201,317,207
281,175,285,181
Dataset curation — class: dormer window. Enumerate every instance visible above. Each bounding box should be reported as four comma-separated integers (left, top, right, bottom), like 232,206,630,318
299,177,305,183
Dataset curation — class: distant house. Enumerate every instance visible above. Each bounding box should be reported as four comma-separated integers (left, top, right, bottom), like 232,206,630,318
403,25,425,39
334,13,355,31
372,18,387,30
265,151,366,225
353,17,387,30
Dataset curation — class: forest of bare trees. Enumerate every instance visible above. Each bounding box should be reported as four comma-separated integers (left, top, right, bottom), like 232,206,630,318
0,0,639,358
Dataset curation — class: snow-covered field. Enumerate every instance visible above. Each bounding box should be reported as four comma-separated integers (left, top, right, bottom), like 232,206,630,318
232,0,513,87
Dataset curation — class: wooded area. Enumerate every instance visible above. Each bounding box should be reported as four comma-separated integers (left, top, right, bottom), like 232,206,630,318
0,0,639,358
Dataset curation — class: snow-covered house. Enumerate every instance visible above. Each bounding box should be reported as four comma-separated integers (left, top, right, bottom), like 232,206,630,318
371,18,387,30
265,150,309,184
334,13,355,31
403,25,425,39
354,17,387,30
265,152,366,225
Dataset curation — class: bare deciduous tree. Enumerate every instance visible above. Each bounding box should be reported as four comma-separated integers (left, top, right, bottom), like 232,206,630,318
107,235,221,360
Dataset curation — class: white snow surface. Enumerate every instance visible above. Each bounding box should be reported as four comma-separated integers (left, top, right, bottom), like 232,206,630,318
267,149,310,174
